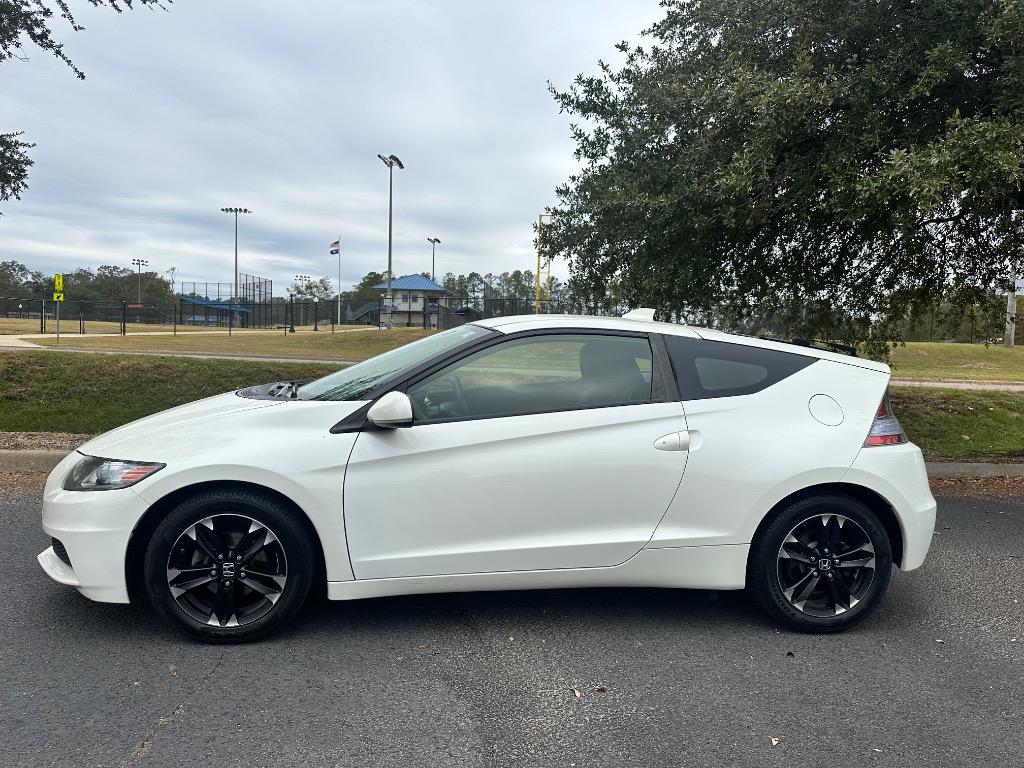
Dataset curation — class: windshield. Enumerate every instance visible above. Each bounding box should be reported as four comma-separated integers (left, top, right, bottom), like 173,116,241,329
297,325,494,401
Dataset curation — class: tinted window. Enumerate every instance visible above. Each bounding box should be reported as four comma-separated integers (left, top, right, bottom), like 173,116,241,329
408,334,654,422
298,325,493,401
664,336,815,400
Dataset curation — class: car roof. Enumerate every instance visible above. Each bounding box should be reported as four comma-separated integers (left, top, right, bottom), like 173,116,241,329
472,313,890,374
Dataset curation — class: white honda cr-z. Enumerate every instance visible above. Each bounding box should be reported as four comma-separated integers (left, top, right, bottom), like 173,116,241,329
38,310,936,641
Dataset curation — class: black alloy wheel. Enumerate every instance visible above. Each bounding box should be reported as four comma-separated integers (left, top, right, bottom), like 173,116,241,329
749,494,892,633
776,514,876,617
144,489,315,642
166,514,288,628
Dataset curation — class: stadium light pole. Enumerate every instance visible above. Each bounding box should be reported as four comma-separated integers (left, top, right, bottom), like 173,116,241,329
335,235,343,325
220,207,252,299
294,274,310,327
377,154,404,329
130,258,149,303
427,237,441,283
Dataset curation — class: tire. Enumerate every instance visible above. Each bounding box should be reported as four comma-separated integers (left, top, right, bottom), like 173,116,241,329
748,494,892,633
144,489,316,642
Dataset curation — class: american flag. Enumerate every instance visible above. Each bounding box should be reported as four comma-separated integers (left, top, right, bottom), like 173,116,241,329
329,240,340,255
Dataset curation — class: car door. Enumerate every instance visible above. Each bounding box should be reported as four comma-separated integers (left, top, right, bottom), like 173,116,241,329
342,330,689,579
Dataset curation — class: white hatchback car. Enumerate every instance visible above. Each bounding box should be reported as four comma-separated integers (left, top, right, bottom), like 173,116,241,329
38,311,936,641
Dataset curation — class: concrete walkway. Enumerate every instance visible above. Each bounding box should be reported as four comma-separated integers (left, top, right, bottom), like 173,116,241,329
0,336,42,348
0,345,354,365
891,378,1024,393
0,326,376,357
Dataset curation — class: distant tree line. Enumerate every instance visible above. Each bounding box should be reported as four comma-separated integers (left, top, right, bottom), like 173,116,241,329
0,259,175,305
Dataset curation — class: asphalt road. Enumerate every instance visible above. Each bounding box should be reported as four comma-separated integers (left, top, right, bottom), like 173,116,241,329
2,478,1021,768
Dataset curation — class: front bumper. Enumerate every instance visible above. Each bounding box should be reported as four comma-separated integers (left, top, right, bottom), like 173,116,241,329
38,452,150,603
842,442,937,571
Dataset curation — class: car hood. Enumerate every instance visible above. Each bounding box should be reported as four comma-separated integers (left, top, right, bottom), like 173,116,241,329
77,391,364,462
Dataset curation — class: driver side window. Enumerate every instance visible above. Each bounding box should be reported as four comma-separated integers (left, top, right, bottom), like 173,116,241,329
407,333,653,423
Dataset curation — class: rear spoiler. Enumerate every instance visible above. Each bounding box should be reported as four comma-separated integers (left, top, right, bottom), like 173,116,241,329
787,338,858,358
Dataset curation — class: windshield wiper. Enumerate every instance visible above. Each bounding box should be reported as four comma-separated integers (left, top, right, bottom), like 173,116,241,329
265,380,304,399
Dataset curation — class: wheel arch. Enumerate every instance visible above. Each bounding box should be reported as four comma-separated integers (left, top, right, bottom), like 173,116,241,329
124,480,328,603
749,482,905,568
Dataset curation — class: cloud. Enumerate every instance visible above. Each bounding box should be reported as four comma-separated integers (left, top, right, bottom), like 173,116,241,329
1,0,663,292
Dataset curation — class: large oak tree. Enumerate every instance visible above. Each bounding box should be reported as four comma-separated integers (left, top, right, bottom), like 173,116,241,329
0,1,167,212
543,0,1024,348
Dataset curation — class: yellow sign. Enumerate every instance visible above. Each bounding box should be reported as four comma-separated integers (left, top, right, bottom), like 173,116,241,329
52,292,64,302
54,273,64,292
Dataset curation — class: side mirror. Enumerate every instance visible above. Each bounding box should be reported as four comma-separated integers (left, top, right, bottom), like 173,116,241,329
366,391,413,428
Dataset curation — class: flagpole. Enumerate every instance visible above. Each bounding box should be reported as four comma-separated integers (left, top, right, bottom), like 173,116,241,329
336,235,342,325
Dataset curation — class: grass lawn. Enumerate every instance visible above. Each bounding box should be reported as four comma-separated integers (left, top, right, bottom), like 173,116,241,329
889,342,1024,382
890,387,1024,462
0,351,343,433
30,327,433,361
4,347,1023,462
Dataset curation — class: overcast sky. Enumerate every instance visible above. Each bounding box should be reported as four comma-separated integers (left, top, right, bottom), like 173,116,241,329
1,0,661,293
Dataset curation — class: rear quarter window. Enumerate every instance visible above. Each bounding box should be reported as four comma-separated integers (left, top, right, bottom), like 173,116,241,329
663,336,816,400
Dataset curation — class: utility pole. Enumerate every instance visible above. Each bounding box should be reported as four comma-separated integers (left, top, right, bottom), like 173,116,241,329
377,154,404,329
131,258,149,303
427,237,441,282
1007,277,1022,348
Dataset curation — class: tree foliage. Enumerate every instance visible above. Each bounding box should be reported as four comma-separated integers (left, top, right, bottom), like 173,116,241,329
1,1,168,211
348,271,386,301
289,276,334,302
0,258,174,304
543,0,1024,349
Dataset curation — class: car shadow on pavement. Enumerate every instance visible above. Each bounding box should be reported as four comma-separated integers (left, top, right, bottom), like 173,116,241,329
284,586,775,643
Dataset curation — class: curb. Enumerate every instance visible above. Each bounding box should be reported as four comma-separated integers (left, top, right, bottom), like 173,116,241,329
891,379,1024,393
1,450,69,471
2,448,1023,478
925,462,1024,478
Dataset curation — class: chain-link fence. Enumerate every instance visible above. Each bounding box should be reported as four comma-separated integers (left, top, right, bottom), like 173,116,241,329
1,297,179,335
4,293,1019,342
1,294,577,335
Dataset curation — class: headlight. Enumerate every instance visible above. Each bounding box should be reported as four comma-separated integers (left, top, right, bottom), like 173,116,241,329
63,455,165,491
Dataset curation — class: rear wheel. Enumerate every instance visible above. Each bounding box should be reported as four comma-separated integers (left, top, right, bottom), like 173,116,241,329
749,494,892,632
144,489,315,642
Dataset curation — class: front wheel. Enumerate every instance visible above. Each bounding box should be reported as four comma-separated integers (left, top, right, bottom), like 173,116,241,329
748,494,892,633
144,489,316,642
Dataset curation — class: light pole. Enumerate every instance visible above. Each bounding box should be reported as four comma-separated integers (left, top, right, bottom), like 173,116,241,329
535,213,553,314
377,153,404,329
220,207,252,299
130,258,149,303
427,237,441,283
294,274,310,327
333,236,342,325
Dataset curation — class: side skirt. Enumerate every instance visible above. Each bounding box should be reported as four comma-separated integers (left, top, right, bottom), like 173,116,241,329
327,543,749,601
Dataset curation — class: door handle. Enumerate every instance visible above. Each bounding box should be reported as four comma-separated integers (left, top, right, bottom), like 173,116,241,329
654,431,690,452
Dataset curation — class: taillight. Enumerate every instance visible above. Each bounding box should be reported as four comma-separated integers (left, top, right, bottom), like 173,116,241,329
864,392,908,447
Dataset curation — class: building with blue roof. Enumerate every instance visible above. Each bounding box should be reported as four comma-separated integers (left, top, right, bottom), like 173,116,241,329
373,275,450,328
